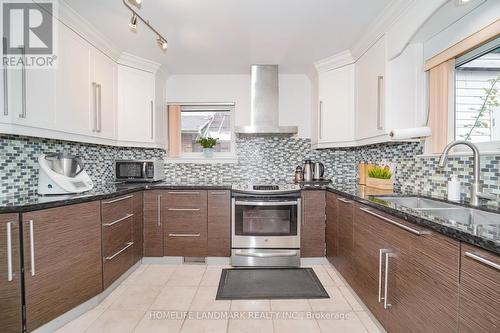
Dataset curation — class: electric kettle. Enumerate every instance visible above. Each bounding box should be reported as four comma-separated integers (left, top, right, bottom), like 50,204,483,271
313,162,325,180
302,160,314,182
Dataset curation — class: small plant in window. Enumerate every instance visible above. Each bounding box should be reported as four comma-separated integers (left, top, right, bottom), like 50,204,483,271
197,137,218,158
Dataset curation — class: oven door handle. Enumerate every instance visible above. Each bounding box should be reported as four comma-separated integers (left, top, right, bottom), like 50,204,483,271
234,201,298,206
234,250,298,258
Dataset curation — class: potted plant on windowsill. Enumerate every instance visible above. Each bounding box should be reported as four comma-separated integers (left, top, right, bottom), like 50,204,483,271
197,137,218,158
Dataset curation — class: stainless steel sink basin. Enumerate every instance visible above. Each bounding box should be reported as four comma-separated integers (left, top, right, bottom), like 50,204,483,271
373,196,500,226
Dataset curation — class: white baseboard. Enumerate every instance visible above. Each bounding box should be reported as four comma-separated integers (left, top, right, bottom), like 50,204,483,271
33,260,142,333
206,257,231,266
142,256,231,266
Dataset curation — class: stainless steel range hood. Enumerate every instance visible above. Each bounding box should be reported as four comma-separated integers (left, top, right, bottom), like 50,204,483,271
235,65,298,135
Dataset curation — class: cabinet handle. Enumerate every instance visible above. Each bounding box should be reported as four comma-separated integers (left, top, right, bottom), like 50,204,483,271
157,194,161,227
28,220,35,276
376,76,384,130
92,82,98,132
97,83,102,132
150,100,154,140
102,195,133,204
384,251,392,309
6,222,13,281
465,252,500,271
167,208,201,211
105,241,134,261
337,197,353,204
319,100,323,140
103,213,134,227
378,248,389,303
168,191,200,195
359,207,425,236
20,46,26,119
3,37,8,116
168,233,200,237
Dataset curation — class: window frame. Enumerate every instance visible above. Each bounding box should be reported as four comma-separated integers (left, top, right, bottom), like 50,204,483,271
170,103,237,162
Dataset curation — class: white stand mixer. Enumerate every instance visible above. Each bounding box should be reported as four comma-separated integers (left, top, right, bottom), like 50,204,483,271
38,153,94,195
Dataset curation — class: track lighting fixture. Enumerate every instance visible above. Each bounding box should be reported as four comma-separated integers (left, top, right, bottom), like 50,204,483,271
129,14,138,31
128,0,142,9
157,37,168,51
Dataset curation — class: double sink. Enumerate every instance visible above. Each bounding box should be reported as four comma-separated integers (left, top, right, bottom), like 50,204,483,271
372,196,500,227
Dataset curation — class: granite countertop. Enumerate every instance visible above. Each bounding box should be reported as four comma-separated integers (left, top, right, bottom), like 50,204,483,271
303,182,500,255
0,181,233,213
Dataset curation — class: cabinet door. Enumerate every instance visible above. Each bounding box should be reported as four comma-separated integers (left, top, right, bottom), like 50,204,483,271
318,64,355,144
335,196,354,280
92,48,116,139
325,192,338,260
55,23,92,135
301,191,326,257
207,190,230,257
117,66,154,143
459,244,500,333
22,202,102,332
143,191,163,257
0,37,12,125
132,192,144,263
164,191,207,257
0,214,22,333
356,35,386,140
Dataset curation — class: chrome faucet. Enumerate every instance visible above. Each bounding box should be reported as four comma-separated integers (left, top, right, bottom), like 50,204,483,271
438,140,495,206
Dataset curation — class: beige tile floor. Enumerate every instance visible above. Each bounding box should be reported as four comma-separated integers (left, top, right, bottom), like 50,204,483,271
55,264,384,333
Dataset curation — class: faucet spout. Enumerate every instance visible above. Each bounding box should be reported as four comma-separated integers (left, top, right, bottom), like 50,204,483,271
438,140,481,206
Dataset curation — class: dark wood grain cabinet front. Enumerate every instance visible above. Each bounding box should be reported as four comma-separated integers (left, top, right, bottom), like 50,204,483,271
143,190,164,257
459,244,500,333
22,201,102,332
0,214,22,333
301,190,326,257
207,190,231,257
132,192,144,263
325,192,338,261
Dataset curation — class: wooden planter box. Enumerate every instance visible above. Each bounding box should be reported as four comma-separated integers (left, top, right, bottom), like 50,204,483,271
365,177,393,190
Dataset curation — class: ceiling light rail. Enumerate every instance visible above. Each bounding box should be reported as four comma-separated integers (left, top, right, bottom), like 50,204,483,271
122,0,168,51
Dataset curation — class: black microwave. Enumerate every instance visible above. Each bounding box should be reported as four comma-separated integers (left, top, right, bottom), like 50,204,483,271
115,160,165,182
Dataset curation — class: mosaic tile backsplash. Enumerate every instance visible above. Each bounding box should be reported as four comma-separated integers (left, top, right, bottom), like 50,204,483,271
1,134,499,201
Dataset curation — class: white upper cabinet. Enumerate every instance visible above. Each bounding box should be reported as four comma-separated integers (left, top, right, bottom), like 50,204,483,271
117,65,155,145
355,35,386,141
0,38,9,125
316,64,355,147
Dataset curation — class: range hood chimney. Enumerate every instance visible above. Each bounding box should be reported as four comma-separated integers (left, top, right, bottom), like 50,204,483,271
235,65,298,135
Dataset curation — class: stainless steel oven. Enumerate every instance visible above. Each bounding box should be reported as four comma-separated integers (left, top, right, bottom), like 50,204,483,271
231,184,301,267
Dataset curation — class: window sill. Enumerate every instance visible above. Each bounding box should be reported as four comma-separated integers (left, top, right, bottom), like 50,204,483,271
165,156,238,164
418,150,500,158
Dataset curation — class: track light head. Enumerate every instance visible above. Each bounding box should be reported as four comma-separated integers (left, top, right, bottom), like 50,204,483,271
157,37,168,51
129,14,138,31
128,0,142,9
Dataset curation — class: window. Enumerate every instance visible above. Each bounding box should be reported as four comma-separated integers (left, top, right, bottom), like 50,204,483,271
177,104,235,158
454,39,500,144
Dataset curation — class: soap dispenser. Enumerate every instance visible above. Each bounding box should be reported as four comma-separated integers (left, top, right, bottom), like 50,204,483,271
447,175,461,202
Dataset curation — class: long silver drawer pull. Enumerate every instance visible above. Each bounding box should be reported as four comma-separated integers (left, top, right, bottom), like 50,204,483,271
6,222,13,281
235,201,298,206
378,249,389,303
384,252,392,309
150,100,154,139
105,242,134,261
103,213,134,227
157,195,161,227
360,207,425,236
168,233,201,237
167,208,201,211
168,191,200,195
337,197,353,204
20,46,26,119
465,252,500,271
92,82,98,131
210,191,227,195
102,195,133,204
234,250,298,258
29,220,35,276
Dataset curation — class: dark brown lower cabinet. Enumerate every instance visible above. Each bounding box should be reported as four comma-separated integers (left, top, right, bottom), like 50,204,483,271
459,244,500,332
0,214,22,333
207,190,231,257
143,190,164,257
22,202,102,332
325,192,338,260
132,192,144,263
301,190,326,257
164,190,208,257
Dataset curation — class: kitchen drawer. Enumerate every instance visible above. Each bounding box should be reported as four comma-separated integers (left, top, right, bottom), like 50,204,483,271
207,190,231,257
102,240,134,289
101,195,133,225
102,215,133,258
165,233,207,257
165,190,207,208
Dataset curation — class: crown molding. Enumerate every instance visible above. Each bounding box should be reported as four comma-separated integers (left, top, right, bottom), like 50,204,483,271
313,50,354,73
118,52,162,73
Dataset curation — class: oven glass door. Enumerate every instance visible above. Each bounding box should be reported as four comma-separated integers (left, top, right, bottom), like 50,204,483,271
234,201,298,237
115,162,145,179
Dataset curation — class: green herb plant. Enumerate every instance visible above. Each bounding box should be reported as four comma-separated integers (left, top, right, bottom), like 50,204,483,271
367,165,393,180
197,137,218,149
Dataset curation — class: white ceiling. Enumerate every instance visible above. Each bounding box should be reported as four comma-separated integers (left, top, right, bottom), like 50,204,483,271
63,0,391,74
